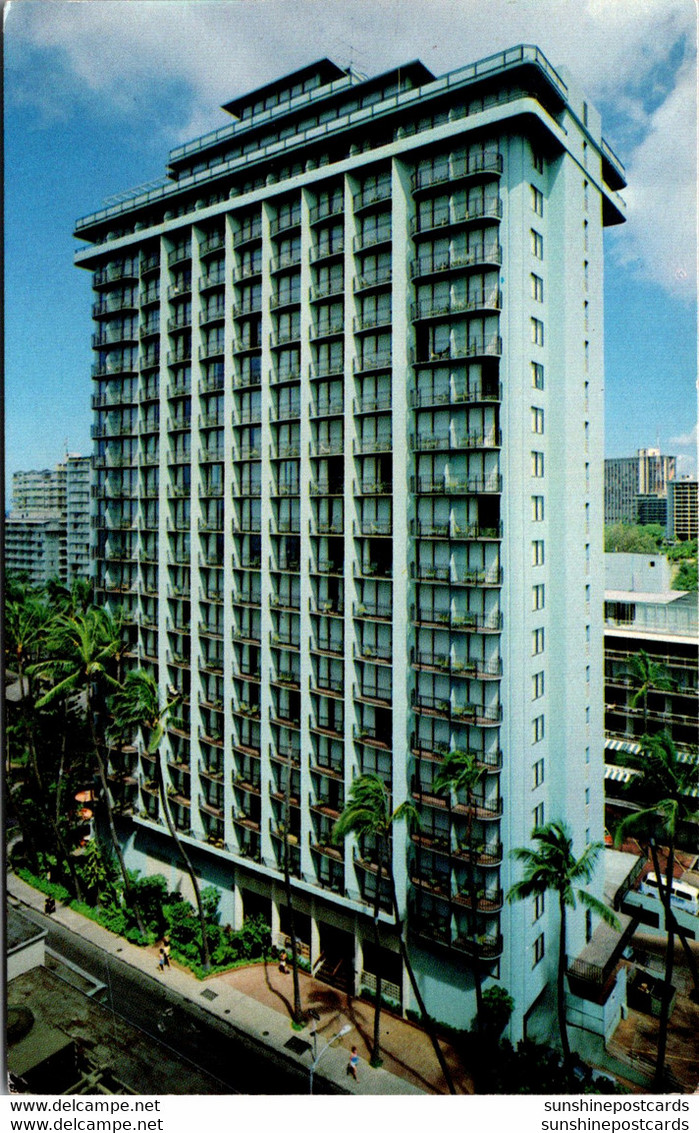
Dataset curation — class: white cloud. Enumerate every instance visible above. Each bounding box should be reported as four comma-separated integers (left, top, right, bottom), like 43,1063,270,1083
670,423,698,448
609,55,697,301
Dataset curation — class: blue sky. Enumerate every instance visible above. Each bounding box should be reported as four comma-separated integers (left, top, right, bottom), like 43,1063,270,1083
5,0,697,503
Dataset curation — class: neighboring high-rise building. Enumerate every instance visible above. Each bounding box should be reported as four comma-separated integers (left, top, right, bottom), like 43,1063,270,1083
604,449,676,527
636,494,667,527
6,457,91,586
12,465,67,517
75,47,625,1037
637,447,675,498
667,478,698,543
5,515,67,588
65,454,93,583
604,457,637,525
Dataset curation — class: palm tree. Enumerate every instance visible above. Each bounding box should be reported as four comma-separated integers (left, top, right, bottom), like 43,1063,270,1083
109,669,211,970
432,749,485,1031
507,821,619,1066
333,774,456,1092
5,591,85,898
615,731,699,1087
33,609,140,927
625,650,674,732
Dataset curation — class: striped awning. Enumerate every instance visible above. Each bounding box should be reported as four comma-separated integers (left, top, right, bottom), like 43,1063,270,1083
604,763,636,784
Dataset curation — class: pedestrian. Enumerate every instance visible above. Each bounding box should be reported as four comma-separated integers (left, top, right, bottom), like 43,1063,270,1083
158,946,166,973
279,948,288,974
347,1046,359,1081
163,939,171,968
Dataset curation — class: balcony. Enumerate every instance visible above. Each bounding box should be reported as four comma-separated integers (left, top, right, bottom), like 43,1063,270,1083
412,291,502,322
199,306,225,325
92,295,137,318
353,230,392,253
411,519,502,541
353,435,392,455
411,152,503,192
270,251,302,272
411,609,503,635
200,272,226,292
411,383,502,409
353,184,391,212
412,694,503,726
412,474,503,495
199,234,225,257
353,726,390,751
412,651,503,679
411,201,503,239
411,338,502,366
410,247,503,279
353,600,392,622
411,780,502,821
310,241,344,264
353,267,392,293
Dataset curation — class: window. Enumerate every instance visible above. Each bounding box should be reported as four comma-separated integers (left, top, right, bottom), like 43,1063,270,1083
531,451,545,478
532,671,545,700
532,495,544,522
531,362,544,389
533,756,545,785
531,185,544,216
533,802,545,829
532,407,544,434
531,229,544,259
532,716,545,744
534,933,545,966
532,583,545,610
586,665,590,685
585,788,590,805
531,318,544,346
532,540,544,566
585,746,590,765
585,909,593,943
534,892,545,921
531,274,544,302
533,150,545,174
532,627,545,655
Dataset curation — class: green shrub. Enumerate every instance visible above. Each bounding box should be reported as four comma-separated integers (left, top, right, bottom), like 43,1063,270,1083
17,868,71,904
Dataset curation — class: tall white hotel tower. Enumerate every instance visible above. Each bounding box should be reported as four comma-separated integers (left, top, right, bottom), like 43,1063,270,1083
76,46,625,1036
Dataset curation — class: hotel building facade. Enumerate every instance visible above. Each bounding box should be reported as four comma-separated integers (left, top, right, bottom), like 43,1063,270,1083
75,46,625,1035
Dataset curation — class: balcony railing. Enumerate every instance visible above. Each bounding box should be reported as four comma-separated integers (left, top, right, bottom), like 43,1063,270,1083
410,246,502,278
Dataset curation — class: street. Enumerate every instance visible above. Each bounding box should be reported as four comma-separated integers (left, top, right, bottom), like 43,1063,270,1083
14,903,342,1095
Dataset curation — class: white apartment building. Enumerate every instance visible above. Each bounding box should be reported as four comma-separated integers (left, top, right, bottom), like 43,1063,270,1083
65,454,92,583
75,47,625,1036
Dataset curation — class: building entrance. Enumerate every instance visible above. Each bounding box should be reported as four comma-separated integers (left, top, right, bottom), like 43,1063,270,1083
316,922,355,992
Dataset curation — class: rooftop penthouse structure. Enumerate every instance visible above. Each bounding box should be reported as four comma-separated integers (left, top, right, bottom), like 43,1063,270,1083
75,45,625,1036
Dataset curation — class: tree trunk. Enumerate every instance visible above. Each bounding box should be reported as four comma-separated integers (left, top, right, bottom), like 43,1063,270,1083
156,752,211,970
283,755,303,1024
650,842,675,1089
557,893,571,1065
388,872,456,1094
464,792,484,1031
87,709,145,935
25,676,84,902
371,835,385,1066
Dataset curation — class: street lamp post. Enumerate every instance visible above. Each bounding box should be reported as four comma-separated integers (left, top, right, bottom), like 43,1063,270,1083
309,1023,352,1094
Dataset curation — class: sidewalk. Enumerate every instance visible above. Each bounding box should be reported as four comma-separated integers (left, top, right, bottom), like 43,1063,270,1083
7,873,471,1095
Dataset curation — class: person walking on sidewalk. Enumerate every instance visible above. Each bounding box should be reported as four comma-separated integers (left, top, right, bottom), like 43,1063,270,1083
158,946,167,973
163,939,171,968
347,1046,359,1081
